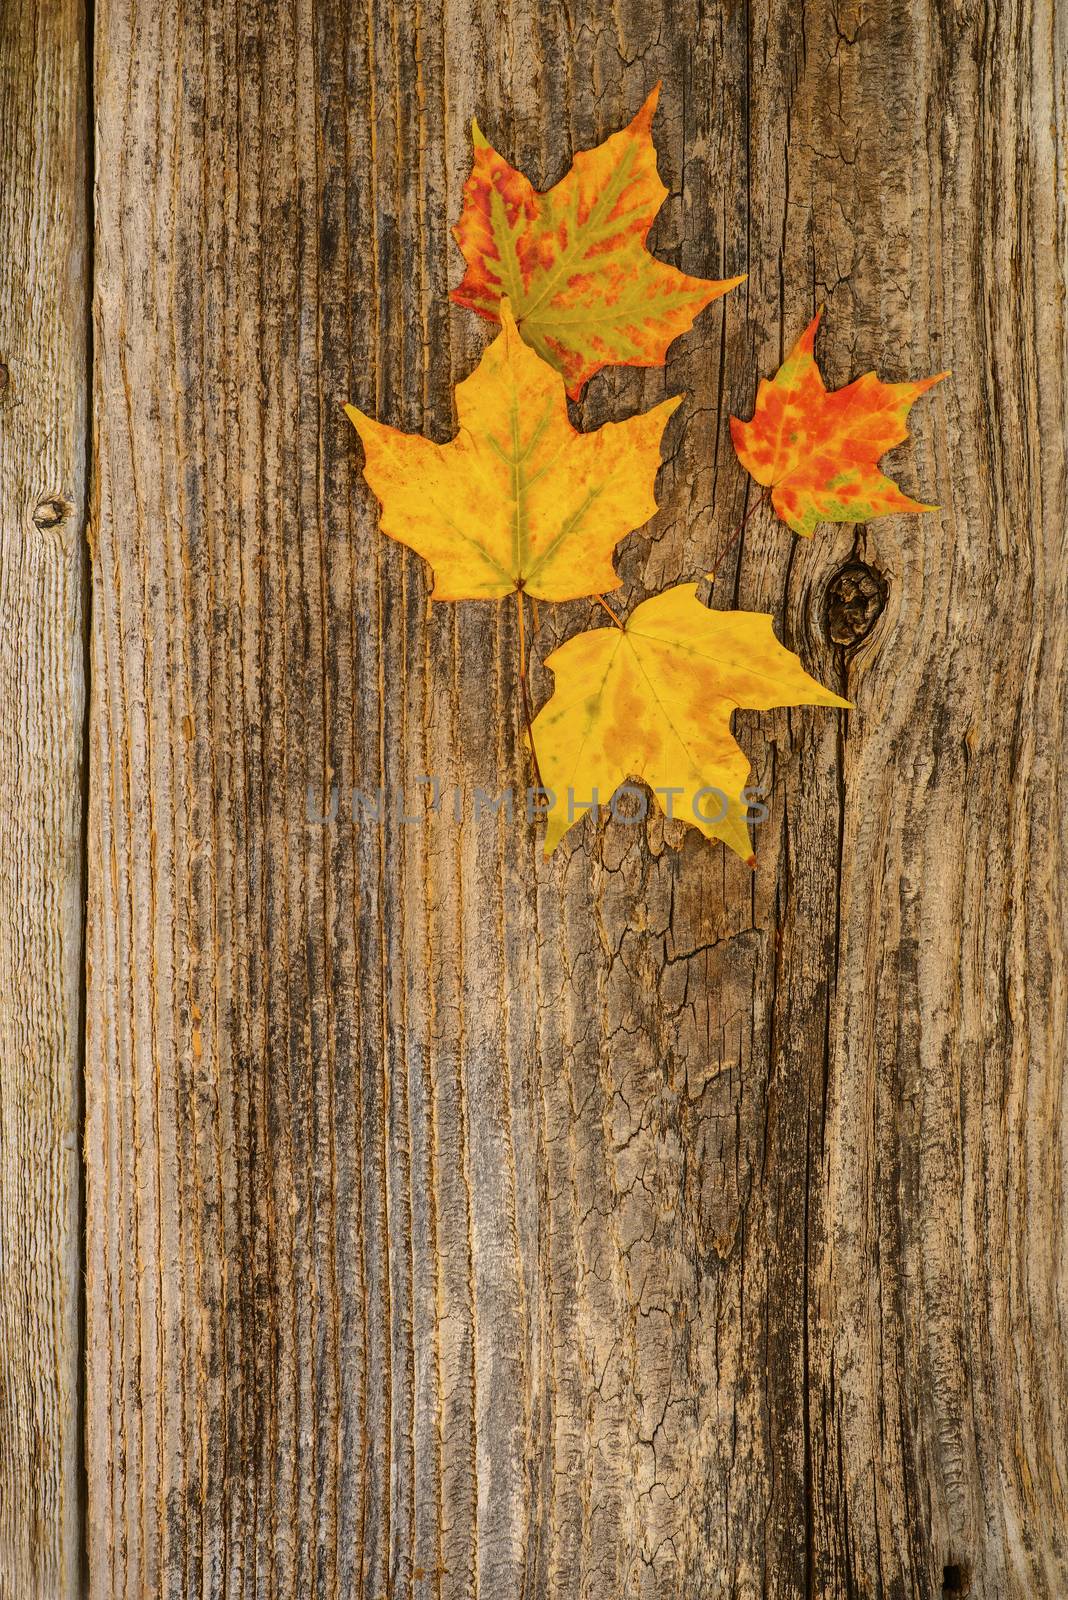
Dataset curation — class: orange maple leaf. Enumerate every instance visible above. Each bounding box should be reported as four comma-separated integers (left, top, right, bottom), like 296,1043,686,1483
450,85,744,398
731,312,948,537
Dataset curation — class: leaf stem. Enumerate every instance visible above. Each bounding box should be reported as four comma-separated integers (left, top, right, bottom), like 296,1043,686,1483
594,593,625,630
713,485,770,575
515,587,544,790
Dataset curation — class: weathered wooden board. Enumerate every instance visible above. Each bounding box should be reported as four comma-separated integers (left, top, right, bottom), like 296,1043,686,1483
0,1,89,1595
86,0,1068,1596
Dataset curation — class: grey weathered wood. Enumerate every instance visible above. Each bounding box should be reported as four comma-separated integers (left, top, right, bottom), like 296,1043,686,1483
0,0,89,1594
86,0,1068,1596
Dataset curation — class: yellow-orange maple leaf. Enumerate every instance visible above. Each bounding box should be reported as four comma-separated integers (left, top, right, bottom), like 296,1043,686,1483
450,85,744,398
345,303,680,602
731,311,948,537
531,584,849,859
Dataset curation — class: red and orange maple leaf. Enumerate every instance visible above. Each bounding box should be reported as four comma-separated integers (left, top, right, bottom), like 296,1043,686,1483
450,85,744,397
731,311,948,537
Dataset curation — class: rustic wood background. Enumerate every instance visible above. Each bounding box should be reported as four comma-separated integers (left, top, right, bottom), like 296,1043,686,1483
0,0,88,1593
2,0,1066,1595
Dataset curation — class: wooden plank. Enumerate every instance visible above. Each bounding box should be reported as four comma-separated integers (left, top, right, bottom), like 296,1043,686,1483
0,1,89,1594
86,0,1067,1595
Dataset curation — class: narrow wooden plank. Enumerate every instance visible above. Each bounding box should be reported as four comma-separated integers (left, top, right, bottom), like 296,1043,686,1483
86,0,1067,1596
0,1,89,1595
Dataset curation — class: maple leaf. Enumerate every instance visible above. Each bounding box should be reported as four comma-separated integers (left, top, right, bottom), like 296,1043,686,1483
345,301,681,602
731,311,948,537
450,84,745,398
531,584,849,859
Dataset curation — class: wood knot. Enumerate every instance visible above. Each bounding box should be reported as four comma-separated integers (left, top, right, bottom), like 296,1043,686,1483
0,361,9,397
32,496,71,531
824,560,888,648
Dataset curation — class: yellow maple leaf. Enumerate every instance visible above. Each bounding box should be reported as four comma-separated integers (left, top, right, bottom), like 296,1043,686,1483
532,584,849,859
450,85,744,397
345,302,681,602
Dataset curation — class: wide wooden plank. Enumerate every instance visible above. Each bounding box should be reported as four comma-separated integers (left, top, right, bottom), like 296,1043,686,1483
86,0,1067,1595
0,1,89,1594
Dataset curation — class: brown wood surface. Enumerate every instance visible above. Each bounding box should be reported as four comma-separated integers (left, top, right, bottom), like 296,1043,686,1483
0,1,89,1595
83,0,1067,1597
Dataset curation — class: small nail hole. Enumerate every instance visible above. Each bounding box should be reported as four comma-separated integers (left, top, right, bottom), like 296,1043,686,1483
942,1560,972,1596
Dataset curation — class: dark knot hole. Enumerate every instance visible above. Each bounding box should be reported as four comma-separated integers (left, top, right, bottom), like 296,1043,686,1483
824,559,889,649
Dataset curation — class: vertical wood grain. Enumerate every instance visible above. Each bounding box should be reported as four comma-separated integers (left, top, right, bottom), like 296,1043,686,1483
86,0,1067,1596
0,1,89,1594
